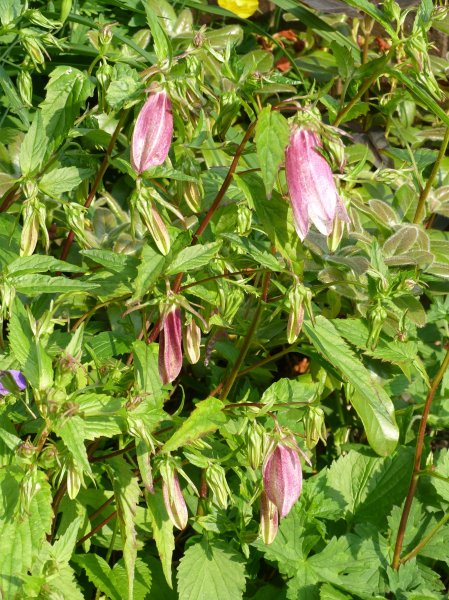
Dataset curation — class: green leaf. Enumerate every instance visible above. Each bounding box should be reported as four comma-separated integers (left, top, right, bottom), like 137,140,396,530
338,0,396,38
145,1,173,63
10,274,98,294
20,110,46,175
54,416,93,477
326,448,413,527
177,539,246,600
303,316,399,456
111,557,152,600
146,489,175,588
255,106,290,197
133,244,165,299
38,167,91,196
261,378,317,406
73,554,121,600
166,241,223,275
111,458,141,600
0,468,52,599
8,298,53,390
6,254,84,276
40,66,95,151
220,233,282,271
81,248,139,274
133,341,165,404
0,64,29,127
163,397,226,453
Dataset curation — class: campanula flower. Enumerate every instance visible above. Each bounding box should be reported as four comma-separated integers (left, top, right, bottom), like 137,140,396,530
218,0,258,18
262,441,302,518
0,370,26,394
160,463,188,530
285,127,349,241
131,90,173,174
158,305,182,384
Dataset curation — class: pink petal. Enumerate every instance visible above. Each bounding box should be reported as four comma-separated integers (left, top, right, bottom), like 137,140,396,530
263,443,302,518
158,306,182,384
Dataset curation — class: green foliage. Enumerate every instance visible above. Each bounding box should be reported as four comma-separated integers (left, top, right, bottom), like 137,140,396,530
0,0,448,598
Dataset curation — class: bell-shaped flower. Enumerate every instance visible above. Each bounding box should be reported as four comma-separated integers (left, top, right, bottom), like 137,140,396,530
285,127,349,241
158,305,182,384
218,0,259,18
131,90,173,175
0,370,26,395
262,441,302,518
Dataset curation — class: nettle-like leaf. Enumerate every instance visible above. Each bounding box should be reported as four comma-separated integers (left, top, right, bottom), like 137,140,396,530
177,539,247,600
255,105,290,198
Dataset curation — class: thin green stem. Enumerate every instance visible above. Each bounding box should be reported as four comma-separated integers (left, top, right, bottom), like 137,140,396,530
219,273,270,402
400,511,449,565
392,347,449,570
413,127,449,224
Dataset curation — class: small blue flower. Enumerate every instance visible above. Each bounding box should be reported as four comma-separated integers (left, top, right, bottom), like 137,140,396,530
0,370,26,395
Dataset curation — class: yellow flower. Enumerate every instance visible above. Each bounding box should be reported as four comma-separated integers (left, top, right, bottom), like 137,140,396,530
218,0,259,18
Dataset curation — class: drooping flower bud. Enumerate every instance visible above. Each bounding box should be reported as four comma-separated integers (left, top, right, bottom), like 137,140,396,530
131,90,173,175
246,421,265,470
285,127,349,241
260,491,279,545
158,305,182,384
304,406,327,449
367,303,388,350
160,462,188,530
262,441,302,518
205,463,232,510
183,318,201,365
0,370,27,395
287,283,305,344
218,0,259,18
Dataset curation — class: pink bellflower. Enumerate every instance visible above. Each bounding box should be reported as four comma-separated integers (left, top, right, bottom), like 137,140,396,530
262,441,302,518
158,305,182,384
131,90,173,175
285,127,349,240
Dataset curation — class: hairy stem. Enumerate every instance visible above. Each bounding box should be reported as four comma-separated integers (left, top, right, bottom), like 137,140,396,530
413,127,449,224
391,347,449,570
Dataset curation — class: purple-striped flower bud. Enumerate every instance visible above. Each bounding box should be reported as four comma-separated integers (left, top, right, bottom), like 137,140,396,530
158,306,182,384
260,491,279,545
0,370,26,395
160,464,188,530
285,127,349,241
131,90,173,175
262,441,302,518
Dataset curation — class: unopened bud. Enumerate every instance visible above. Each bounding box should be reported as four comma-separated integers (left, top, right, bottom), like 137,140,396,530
38,445,59,469
184,180,202,213
158,305,182,384
98,23,114,49
67,461,83,499
262,439,302,518
183,318,201,364
160,462,188,530
60,0,73,22
17,70,33,107
22,36,46,65
96,63,112,89
20,466,41,515
246,421,265,469
287,284,305,344
260,491,278,544
17,439,36,463
136,193,171,256
304,406,327,449
237,203,252,236
131,90,173,174
205,463,231,510
367,304,387,350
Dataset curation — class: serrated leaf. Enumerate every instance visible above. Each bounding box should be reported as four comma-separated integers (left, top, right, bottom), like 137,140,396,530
133,244,166,299
20,110,46,175
111,557,152,600
303,316,399,456
177,539,246,600
81,248,139,274
10,274,98,294
326,448,413,527
255,106,290,197
54,416,93,477
111,458,141,600
0,64,29,127
166,241,223,275
6,255,84,276
40,66,95,151
73,554,121,600
220,233,282,271
146,489,175,588
163,397,226,453
0,468,52,599
39,167,91,196
133,341,165,404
